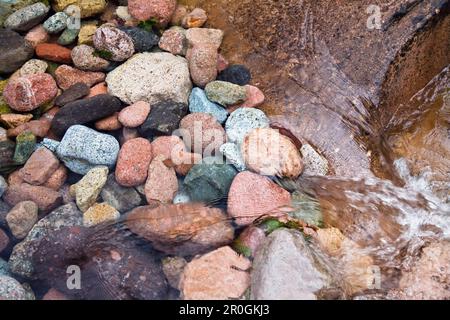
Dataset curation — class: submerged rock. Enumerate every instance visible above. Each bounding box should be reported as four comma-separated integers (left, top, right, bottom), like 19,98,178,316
126,203,234,256
180,246,251,300
100,174,142,213
251,229,334,300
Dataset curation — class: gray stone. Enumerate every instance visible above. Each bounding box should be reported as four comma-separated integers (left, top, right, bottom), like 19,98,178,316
0,175,7,198
57,26,80,46
8,203,82,278
39,138,60,153
43,12,68,34
189,87,228,124
106,52,192,105
301,144,329,176
0,0,39,26
4,2,49,31
0,29,34,74
251,229,333,300
100,174,142,213
56,125,120,175
0,275,28,300
225,108,270,144
220,143,246,171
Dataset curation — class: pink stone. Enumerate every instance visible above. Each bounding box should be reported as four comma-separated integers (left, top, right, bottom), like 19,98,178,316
180,246,251,300
217,53,229,72
87,82,108,98
181,8,207,29
241,128,304,178
25,25,50,48
19,147,60,185
128,0,177,26
144,155,178,204
115,138,153,187
118,101,151,128
44,164,68,190
95,112,122,131
179,113,226,155
186,44,218,88
55,65,105,90
227,171,292,225
0,229,9,253
3,73,58,112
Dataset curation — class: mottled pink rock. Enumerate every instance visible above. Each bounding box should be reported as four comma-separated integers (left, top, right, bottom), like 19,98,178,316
242,128,304,178
159,27,187,56
182,8,207,28
19,147,60,185
179,113,226,155
87,82,108,97
7,107,57,138
180,246,251,300
95,112,122,131
230,85,265,112
118,101,150,128
227,171,292,225
0,229,9,253
3,73,58,112
115,138,153,187
144,155,178,204
44,164,68,190
55,65,105,90
186,44,218,88
3,183,62,212
25,25,50,48
128,0,177,26
217,53,229,72
7,170,24,187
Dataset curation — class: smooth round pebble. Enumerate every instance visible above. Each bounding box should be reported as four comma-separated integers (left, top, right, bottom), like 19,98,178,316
118,101,151,128
189,87,228,124
115,138,153,187
205,81,247,106
71,44,109,71
93,26,135,62
43,12,68,34
4,2,50,32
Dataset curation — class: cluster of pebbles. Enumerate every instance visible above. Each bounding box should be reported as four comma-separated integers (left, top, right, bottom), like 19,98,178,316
0,0,336,300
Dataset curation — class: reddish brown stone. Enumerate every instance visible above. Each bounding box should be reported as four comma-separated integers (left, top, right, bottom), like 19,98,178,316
55,65,105,90
7,119,51,138
7,170,24,187
19,147,60,185
227,171,291,225
36,43,72,64
95,113,122,131
229,85,265,111
186,44,219,88
179,113,226,155
3,183,62,212
115,138,153,187
3,73,58,112
144,155,178,204
170,4,188,26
